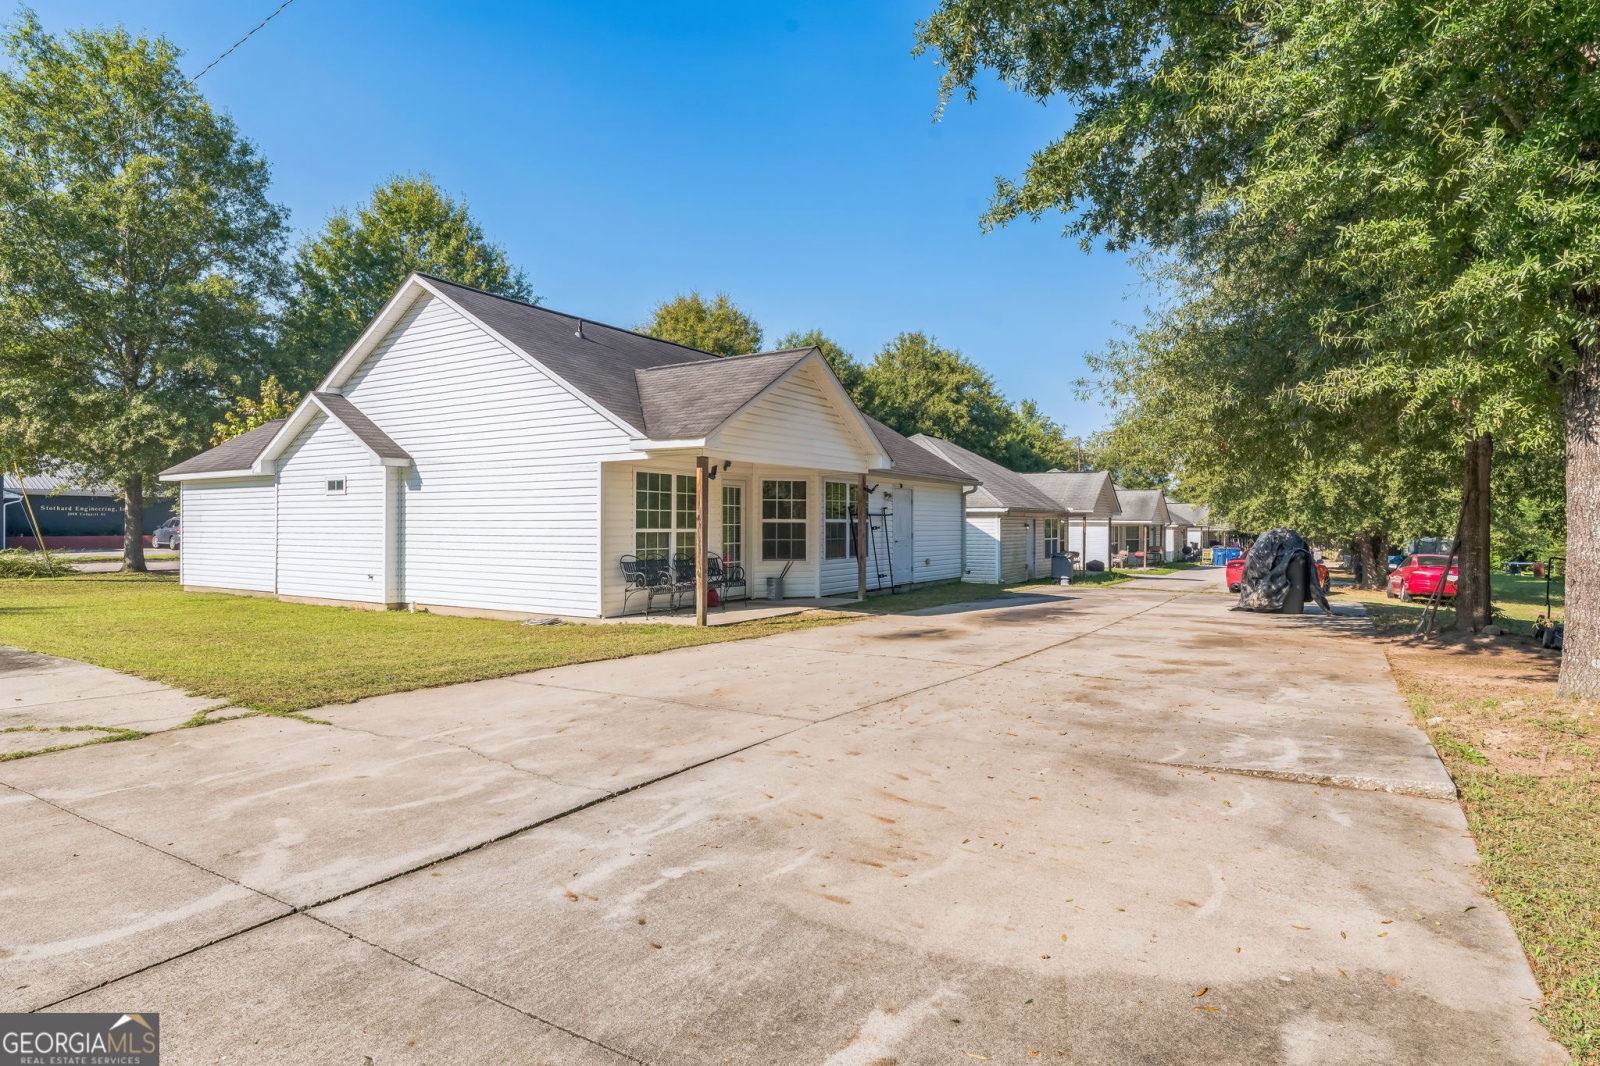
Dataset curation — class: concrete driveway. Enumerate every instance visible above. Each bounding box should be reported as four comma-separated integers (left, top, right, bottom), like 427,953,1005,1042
0,572,1564,1064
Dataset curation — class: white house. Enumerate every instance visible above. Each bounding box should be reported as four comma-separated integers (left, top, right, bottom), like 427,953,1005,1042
1109,488,1171,565
1164,500,1229,554
901,435,1069,584
160,273,978,619
1021,470,1122,567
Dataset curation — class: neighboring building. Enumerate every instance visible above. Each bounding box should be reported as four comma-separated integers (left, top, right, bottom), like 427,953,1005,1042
1022,470,1123,567
1109,487,1171,565
1,470,173,549
1164,500,1230,555
159,273,978,618
903,435,1068,584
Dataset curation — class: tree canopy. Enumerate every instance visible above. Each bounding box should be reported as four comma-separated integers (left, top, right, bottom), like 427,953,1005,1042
275,174,533,392
0,14,286,569
641,292,764,356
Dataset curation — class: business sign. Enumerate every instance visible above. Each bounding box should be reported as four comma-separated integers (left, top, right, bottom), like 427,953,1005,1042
1,1013,159,1065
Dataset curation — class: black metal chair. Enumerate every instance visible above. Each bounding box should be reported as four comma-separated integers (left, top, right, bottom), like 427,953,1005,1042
619,554,675,616
706,553,747,609
670,552,699,611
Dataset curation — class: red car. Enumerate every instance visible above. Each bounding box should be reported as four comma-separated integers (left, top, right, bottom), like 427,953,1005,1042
1387,554,1457,601
1226,553,1329,592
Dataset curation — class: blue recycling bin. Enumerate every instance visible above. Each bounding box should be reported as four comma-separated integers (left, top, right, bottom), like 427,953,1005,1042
1211,547,1227,566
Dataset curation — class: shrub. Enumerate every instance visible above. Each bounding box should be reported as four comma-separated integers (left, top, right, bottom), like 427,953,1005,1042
0,550,71,578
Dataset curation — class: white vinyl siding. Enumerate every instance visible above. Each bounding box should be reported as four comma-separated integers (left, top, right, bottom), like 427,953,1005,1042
1068,517,1111,567
713,363,870,472
179,478,276,592
1000,517,1032,583
341,293,637,616
910,482,963,585
275,411,388,603
963,513,1002,584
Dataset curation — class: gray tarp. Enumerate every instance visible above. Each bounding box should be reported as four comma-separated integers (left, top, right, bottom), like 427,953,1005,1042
1236,528,1330,613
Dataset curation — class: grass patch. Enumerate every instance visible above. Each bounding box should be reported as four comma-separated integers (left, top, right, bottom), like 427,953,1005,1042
0,723,143,761
0,572,847,714
1335,571,1565,636
0,549,74,578
1378,631,1599,1060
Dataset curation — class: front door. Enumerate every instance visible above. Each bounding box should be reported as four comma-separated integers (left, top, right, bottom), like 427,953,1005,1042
720,481,747,567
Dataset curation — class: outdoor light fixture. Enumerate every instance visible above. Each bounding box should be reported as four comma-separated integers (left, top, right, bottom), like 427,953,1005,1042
722,460,732,471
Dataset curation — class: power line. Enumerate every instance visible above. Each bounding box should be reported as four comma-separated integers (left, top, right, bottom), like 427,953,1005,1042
4,0,303,213
187,0,299,86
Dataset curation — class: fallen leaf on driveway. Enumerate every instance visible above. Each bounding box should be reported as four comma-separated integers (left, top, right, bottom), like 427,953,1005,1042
962,1052,989,1060
1337,968,1347,978
1195,1006,1220,1011
1195,986,1208,998
1340,931,1347,939
1463,905,1476,912
1291,925,1309,930
1381,919,1393,924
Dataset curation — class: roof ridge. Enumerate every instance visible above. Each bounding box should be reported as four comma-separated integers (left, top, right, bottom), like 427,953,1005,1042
416,272,720,362
637,347,815,374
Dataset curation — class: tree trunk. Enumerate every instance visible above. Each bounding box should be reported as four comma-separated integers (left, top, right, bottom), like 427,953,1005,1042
122,473,147,573
1351,530,1389,590
1559,342,1600,697
1451,433,1492,633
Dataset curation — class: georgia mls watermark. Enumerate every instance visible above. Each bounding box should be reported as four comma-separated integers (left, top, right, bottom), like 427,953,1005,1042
1,1013,159,1066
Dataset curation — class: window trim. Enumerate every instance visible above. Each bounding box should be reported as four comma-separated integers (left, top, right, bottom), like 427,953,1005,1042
326,477,347,495
822,480,858,561
760,479,808,562
635,470,698,559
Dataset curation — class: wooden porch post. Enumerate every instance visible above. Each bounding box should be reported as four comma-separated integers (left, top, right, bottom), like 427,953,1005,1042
1140,525,1148,568
856,473,868,600
1081,515,1087,562
695,456,709,627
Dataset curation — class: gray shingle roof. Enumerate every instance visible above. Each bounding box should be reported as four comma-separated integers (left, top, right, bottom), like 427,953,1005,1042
422,275,718,433
1166,500,1205,526
314,393,410,460
160,419,286,476
2,468,120,497
635,349,813,439
910,435,1062,512
864,416,978,484
1113,487,1170,525
1022,470,1121,516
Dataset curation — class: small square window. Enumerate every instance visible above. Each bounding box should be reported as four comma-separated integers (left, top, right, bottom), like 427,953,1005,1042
326,478,346,494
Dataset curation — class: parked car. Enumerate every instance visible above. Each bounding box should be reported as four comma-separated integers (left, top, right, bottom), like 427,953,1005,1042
1387,553,1457,601
1227,553,1328,592
152,516,181,549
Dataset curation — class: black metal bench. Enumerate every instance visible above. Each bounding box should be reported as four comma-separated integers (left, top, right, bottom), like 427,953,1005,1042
707,554,747,609
619,554,675,616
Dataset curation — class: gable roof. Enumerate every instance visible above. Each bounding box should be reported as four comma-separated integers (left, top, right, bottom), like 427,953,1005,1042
1022,470,1122,517
863,416,978,484
311,392,410,461
1113,487,1171,525
910,435,1061,512
635,348,813,439
414,275,720,434
160,420,286,478
1166,500,1222,528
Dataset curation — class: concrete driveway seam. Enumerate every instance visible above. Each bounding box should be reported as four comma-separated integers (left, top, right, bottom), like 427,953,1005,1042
296,911,654,1066
1150,759,1458,799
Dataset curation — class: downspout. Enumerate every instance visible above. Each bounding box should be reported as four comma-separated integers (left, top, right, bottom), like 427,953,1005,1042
960,483,977,578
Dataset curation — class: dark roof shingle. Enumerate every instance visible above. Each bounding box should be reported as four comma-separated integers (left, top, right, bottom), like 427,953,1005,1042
909,436,1061,511
1022,470,1121,516
313,393,410,460
160,419,285,477
864,417,977,484
635,349,813,439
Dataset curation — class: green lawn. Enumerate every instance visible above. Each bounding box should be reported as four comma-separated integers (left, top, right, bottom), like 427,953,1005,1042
0,573,845,714
1378,636,1598,1061
0,569,1148,717
1335,571,1565,635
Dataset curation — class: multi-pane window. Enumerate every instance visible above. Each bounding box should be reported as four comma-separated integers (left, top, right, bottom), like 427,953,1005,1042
823,481,858,560
635,471,698,558
721,485,743,566
1043,518,1063,559
761,480,807,561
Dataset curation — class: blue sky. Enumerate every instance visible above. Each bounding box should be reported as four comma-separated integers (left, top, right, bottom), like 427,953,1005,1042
43,1,1141,433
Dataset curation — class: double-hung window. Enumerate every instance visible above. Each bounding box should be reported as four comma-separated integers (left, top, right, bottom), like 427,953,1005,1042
761,480,807,561
1043,518,1063,558
823,481,858,560
635,472,698,559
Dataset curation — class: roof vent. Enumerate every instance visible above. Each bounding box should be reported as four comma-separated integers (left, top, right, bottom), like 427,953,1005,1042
575,320,585,340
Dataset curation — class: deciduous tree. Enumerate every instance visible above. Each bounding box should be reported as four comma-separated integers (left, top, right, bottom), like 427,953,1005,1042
0,15,286,571
641,292,763,357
